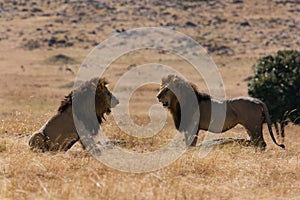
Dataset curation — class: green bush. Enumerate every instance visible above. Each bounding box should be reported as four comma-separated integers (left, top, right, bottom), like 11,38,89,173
248,50,300,137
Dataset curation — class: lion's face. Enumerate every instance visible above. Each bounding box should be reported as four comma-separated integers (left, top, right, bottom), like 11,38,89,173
157,86,174,108
95,82,119,117
157,75,179,108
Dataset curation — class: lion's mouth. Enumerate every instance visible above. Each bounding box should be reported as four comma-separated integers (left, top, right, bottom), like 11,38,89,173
106,97,119,115
106,108,111,115
161,101,169,107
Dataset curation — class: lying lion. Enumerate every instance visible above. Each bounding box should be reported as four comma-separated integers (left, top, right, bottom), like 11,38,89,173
157,74,285,150
29,78,119,152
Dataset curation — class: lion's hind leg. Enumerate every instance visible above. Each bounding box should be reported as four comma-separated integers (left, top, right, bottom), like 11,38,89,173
245,125,266,151
59,137,79,151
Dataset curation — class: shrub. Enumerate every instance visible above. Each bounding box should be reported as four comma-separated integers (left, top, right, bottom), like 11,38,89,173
248,50,300,138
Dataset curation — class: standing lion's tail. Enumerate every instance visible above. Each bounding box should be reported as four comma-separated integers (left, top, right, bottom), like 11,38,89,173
262,103,285,149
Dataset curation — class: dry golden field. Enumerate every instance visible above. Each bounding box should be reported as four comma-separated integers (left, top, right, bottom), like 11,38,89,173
0,0,300,199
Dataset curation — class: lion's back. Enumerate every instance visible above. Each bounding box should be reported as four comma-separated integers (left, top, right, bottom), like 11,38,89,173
227,96,264,122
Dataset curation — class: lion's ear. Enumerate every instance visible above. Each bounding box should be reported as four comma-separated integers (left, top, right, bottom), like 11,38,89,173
172,76,182,88
100,82,107,89
174,77,191,91
161,77,168,85
161,75,169,86
168,74,177,81
172,75,179,81
162,74,175,85
98,78,108,89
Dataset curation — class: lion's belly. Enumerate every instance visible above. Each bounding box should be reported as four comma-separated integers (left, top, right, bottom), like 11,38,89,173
199,117,238,133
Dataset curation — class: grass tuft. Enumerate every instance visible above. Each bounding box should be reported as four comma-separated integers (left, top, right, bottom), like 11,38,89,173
0,140,6,152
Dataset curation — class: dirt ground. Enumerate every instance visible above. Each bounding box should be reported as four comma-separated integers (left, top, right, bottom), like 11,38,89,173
0,0,299,199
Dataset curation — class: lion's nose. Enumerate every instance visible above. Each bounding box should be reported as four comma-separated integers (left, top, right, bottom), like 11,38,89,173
157,93,162,101
115,98,119,105
111,95,119,106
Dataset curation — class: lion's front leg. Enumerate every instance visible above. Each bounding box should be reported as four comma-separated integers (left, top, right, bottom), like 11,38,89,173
190,135,198,146
79,134,101,155
28,132,49,152
184,131,198,147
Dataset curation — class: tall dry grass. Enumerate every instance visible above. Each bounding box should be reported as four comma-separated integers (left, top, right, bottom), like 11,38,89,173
0,112,299,200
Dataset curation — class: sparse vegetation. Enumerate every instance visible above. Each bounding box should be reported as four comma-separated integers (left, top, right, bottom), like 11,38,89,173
44,54,78,65
22,39,41,50
0,115,299,199
0,140,6,152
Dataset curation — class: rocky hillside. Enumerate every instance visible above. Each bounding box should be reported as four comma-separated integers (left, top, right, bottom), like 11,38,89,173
0,0,299,57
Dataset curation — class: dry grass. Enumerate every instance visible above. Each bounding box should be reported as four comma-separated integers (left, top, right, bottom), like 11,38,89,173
0,112,299,200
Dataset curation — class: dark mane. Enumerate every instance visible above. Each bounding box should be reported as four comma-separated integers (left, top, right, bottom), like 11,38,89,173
58,92,72,113
190,82,211,102
165,74,212,102
57,77,108,113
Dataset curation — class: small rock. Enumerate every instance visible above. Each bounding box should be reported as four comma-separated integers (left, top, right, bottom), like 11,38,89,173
240,21,250,27
31,7,43,13
185,21,197,27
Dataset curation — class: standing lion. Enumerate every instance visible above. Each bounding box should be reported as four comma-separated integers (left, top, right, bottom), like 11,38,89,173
157,74,285,150
29,78,119,152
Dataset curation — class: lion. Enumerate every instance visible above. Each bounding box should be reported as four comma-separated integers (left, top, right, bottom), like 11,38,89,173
157,74,285,150
29,77,119,152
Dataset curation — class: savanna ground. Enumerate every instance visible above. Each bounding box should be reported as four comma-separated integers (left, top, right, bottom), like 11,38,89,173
0,0,300,199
